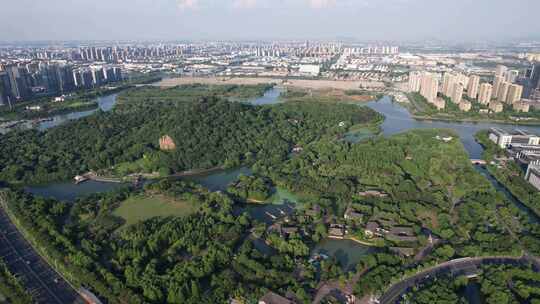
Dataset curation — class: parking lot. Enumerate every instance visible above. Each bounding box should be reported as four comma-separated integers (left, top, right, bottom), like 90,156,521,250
0,208,85,304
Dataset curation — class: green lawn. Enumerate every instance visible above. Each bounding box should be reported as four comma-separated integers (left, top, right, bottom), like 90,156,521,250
113,194,197,227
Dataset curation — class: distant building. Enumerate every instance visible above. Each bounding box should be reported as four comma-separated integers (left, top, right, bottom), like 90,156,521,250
408,71,422,92
506,70,519,83
525,165,540,191
497,81,510,103
493,75,505,99
420,73,438,104
489,101,504,113
459,100,472,112
432,98,446,110
506,84,523,104
442,72,457,97
478,83,493,105
513,101,530,113
467,75,480,99
495,65,508,78
451,83,464,104
298,64,320,76
488,128,540,148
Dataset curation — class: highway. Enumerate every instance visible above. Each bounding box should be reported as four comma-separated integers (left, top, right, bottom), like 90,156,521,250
378,255,537,304
0,208,85,304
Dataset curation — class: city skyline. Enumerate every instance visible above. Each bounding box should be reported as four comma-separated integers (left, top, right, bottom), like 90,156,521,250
2,0,540,42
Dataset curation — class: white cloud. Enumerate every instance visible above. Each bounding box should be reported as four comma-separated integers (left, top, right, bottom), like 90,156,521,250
177,0,199,10
308,0,337,9
232,0,258,9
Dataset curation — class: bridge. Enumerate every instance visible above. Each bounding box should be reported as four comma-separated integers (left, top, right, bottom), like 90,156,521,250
471,159,487,165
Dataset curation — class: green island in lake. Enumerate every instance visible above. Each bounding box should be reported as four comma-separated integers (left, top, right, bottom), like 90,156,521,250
1,84,540,304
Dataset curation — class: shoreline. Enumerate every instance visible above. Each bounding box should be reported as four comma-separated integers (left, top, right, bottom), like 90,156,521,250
411,114,540,126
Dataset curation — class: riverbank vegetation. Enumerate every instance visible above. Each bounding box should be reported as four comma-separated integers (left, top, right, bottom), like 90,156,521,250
475,130,540,218
405,92,540,125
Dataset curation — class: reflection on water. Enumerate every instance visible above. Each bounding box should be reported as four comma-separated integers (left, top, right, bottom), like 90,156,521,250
179,167,253,192
311,238,376,271
38,94,119,130
26,180,128,202
244,86,285,105
366,97,540,159
462,281,483,304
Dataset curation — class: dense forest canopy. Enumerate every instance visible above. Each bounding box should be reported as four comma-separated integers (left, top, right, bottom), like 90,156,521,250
0,84,381,184
2,84,540,303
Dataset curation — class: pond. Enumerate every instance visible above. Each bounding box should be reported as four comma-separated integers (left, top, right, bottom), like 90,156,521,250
311,238,377,271
25,180,128,203
179,166,253,192
244,86,285,105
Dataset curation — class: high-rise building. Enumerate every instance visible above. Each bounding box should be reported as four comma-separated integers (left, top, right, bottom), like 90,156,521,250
457,73,469,88
493,75,504,97
497,81,510,103
506,70,519,83
92,68,105,86
467,75,480,99
478,83,493,105
442,72,456,97
81,70,94,89
420,73,439,104
0,71,12,106
495,65,508,78
506,84,523,104
73,70,83,88
529,63,540,100
408,71,422,92
451,83,464,104
56,64,75,94
5,65,31,101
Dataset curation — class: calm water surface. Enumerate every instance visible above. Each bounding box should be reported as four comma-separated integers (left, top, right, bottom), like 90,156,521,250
38,94,118,130
311,238,376,271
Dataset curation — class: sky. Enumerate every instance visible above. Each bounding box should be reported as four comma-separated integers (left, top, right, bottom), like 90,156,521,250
1,0,539,42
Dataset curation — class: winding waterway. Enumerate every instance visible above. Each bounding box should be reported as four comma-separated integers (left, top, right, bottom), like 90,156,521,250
19,90,540,303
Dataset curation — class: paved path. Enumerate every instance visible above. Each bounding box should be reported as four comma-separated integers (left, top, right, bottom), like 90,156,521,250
0,208,84,304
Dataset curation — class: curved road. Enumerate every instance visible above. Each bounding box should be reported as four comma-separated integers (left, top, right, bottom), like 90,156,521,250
0,207,85,304
378,255,540,304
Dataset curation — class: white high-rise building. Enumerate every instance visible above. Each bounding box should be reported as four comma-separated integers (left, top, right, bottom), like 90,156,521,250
467,75,480,99
478,83,493,105
506,70,519,83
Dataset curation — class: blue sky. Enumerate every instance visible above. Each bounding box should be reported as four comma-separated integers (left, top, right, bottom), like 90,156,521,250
2,0,539,41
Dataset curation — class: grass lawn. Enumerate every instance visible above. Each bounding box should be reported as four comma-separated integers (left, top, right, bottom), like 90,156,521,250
113,194,197,228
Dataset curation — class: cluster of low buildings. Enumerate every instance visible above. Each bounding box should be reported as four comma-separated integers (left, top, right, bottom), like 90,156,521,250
488,128,540,190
